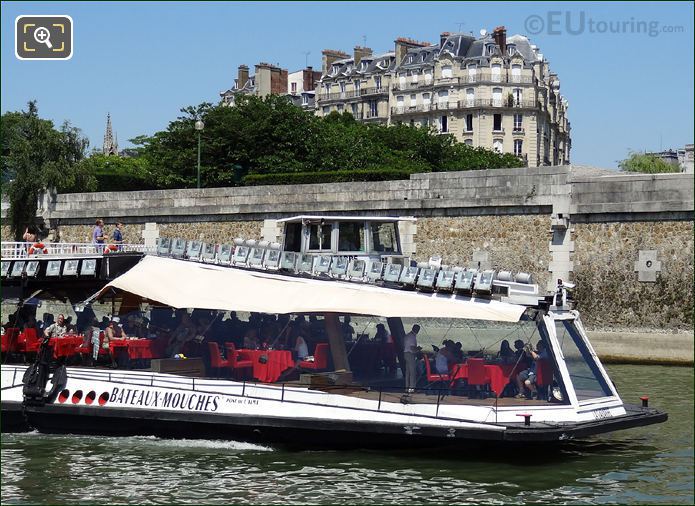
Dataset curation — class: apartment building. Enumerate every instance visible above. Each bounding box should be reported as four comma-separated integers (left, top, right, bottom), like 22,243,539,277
315,27,571,166
220,63,321,111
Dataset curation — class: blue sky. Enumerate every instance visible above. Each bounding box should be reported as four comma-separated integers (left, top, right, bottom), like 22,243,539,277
1,1,693,168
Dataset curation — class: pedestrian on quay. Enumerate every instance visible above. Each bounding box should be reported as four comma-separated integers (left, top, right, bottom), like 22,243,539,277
112,222,124,250
92,219,105,252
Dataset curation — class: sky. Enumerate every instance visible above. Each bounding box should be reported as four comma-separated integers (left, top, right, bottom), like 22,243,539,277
1,1,693,168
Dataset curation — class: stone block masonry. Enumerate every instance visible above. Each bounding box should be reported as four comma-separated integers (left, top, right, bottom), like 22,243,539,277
1,165,693,335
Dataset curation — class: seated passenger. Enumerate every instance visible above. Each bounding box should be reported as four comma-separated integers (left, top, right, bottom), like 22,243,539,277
434,347,451,374
44,314,68,338
294,332,309,362
515,340,549,399
497,340,515,364
243,328,260,350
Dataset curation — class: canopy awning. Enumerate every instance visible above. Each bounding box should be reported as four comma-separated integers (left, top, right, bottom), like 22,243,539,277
93,256,526,322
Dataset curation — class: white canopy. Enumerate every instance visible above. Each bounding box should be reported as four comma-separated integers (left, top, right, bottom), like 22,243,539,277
95,256,526,322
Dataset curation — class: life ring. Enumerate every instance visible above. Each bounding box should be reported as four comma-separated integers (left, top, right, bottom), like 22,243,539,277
28,242,48,255
103,244,119,254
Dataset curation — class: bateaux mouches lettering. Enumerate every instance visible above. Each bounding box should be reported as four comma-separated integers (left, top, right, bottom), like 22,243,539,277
109,387,220,412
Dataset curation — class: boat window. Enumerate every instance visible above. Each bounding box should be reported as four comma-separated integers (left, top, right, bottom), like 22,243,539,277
308,224,332,251
338,222,365,252
371,222,398,253
284,223,302,252
555,320,612,400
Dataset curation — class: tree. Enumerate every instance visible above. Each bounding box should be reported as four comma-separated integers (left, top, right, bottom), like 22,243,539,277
619,151,680,174
1,101,94,239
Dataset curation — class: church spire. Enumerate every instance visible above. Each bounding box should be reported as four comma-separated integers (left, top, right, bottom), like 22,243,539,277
103,113,119,156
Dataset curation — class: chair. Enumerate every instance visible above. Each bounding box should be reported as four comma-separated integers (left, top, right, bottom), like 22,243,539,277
299,342,329,371
207,342,229,378
17,328,41,354
424,356,451,391
225,342,253,379
467,358,491,398
1,328,20,354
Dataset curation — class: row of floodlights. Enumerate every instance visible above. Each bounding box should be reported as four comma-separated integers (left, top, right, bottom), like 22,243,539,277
0,259,97,279
155,238,535,295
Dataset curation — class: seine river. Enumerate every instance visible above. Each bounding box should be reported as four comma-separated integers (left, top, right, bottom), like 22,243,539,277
1,364,692,504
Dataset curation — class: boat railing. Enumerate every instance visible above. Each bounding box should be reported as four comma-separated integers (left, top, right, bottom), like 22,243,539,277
1,242,154,259
5,366,498,425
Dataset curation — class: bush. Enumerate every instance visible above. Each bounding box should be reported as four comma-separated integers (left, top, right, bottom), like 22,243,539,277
242,167,420,186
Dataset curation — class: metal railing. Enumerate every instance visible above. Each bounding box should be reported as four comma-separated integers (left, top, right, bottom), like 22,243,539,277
0,241,153,260
392,80,433,92
317,86,388,102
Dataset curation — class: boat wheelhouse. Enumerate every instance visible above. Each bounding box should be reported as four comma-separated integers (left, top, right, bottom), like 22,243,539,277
1,216,666,448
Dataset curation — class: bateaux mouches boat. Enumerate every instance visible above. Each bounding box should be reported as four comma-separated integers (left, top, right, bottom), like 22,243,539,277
1,216,666,449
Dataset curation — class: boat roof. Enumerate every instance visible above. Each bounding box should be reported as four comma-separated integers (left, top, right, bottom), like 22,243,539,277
93,256,525,322
276,215,417,223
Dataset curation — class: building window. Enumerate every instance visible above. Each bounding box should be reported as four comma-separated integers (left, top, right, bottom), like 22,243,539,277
513,113,522,131
355,80,361,92
514,139,523,156
492,87,503,107
440,115,448,133
493,139,503,152
511,64,521,83
466,114,473,132
291,82,297,93
437,89,448,104
302,95,309,105
337,104,344,113
467,64,477,82
442,65,453,78
421,118,429,127
513,88,522,106
466,88,475,106
338,222,365,252
423,93,431,107
374,76,382,90
464,139,473,146
410,94,416,107
339,82,346,96
369,100,378,116
351,103,358,116
493,113,502,131
424,70,432,84
411,71,418,83
396,95,404,111
324,83,331,95
491,63,501,82
322,106,330,115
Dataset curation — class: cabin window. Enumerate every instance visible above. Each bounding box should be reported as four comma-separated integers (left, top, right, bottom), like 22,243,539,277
308,224,332,251
284,223,302,252
555,320,612,400
371,222,398,253
338,222,365,252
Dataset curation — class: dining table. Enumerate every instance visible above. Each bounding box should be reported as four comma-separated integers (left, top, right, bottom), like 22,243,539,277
237,349,295,383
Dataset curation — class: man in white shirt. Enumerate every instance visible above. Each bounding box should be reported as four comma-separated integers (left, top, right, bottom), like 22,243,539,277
44,314,68,338
403,324,420,393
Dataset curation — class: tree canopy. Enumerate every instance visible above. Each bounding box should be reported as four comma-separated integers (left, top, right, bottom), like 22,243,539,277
619,151,680,174
1,101,94,239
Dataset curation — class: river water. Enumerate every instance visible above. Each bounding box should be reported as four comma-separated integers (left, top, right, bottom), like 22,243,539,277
1,364,692,504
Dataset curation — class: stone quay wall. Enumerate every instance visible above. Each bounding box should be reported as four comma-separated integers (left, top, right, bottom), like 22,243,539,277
2,166,693,340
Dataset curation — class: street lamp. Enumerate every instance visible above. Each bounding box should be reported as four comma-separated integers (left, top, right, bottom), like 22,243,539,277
195,119,204,189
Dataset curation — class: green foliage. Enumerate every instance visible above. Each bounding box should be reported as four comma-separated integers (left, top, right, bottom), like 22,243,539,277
242,168,420,186
131,96,525,189
1,102,94,239
619,152,680,174
76,154,155,192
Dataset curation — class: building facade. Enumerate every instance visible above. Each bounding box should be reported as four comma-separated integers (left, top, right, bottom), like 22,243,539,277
315,27,571,166
220,63,321,111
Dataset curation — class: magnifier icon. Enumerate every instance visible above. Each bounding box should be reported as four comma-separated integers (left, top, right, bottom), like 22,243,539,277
34,26,53,49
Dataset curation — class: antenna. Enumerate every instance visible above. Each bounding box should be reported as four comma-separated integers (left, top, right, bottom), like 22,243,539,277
456,22,465,32
362,34,367,47
302,51,311,67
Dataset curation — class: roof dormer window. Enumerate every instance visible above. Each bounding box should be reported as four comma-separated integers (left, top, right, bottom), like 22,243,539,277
486,43,496,56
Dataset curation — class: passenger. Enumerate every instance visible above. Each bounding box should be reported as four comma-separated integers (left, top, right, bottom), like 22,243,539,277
22,225,38,243
22,314,38,331
515,340,549,399
243,328,260,350
84,316,101,362
513,339,525,360
3,314,18,331
105,317,129,341
342,315,355,342
498,340,515,364
294,332,309,361
44,314,68,338
403,324,421,393
374,323,389,343
166,311,196,356
434,347,451,374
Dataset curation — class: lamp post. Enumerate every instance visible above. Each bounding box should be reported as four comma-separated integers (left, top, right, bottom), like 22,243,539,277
195,119,204,188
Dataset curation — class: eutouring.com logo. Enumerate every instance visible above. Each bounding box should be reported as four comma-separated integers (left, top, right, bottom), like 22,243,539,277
525,11,685,38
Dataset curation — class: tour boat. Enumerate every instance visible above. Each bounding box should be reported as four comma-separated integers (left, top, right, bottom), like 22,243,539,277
0,216,667,449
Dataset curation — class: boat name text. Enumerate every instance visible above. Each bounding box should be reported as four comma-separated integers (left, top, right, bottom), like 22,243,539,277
109,387,220,412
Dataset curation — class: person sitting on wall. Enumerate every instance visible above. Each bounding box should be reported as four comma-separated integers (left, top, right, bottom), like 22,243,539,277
515,340,549,400
44,314,68,339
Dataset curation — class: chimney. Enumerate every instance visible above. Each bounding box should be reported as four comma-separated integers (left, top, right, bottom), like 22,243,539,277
237,64,249,89
321,49,349,75
493,26,507,55
439,32,451,48
303,67,321,92
353,46,373,66
394,37,429,65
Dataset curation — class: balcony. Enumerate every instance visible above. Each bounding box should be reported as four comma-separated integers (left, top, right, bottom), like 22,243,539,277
391,104,433,115
458,73,536,85
317,86,387,102
492,128,505,135
456,99,539,110
393,80,433,92
512,127,525,135
364,110,380,119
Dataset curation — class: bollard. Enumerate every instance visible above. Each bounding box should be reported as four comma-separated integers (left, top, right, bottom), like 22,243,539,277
640,395,649,408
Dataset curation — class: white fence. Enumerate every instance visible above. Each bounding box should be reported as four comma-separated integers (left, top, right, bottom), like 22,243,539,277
0,241,154,259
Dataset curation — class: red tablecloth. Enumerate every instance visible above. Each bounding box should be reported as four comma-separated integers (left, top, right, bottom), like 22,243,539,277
237,349,294,383
109,338,155,359
449,362,521,397
49,335,84,358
